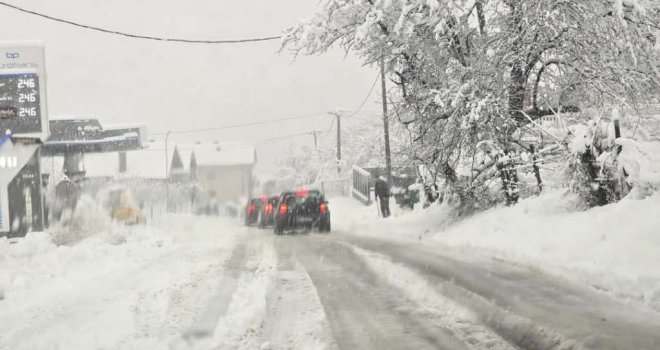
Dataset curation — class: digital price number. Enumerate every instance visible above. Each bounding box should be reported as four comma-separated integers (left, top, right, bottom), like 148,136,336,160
0,73,42,132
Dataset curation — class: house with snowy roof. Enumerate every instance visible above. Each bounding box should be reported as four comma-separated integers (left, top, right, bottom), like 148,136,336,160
79,140,256,205
177,142,256,203
81,140,188,181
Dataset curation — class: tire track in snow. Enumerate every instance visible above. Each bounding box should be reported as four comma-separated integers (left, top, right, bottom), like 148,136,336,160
201,236,277,349
260,236,336,350
349,245,517,350
293,235,469,350
183,241,247,340
337,233,660,350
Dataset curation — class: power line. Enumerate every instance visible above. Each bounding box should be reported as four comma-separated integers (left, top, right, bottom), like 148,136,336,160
345,73,381,119
143,130,324,151
149,74,381,136
0,1,281,44
150,112,330,136
258,131,320,145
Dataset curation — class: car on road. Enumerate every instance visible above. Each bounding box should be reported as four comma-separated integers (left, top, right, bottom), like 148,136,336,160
258,195,280,228
244,197,266,226
273,189,330,235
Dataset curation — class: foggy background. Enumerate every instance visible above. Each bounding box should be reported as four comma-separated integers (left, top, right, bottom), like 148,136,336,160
0,0,380,173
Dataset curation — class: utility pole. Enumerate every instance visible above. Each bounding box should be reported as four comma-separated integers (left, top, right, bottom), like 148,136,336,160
380,58,393,184
336,113,341,174
329,112,342,174
165,131,172,211
312,130,322,160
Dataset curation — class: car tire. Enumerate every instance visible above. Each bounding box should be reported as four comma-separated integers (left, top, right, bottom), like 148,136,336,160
274,220,284,235
319,219,331,233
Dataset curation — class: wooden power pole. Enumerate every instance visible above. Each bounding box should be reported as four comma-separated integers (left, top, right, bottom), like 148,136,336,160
328,111,342,174
380,59,393,184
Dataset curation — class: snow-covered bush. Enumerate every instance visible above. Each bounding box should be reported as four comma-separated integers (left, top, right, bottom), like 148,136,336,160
615,139,660,199
563,113,660,208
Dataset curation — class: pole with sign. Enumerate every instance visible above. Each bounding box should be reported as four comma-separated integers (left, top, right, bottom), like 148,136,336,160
0,43,49,237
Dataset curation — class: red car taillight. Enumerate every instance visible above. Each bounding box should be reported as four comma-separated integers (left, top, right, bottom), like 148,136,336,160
279,203,288,215
247,204,254,213
265,204,273,214
319,203,328,213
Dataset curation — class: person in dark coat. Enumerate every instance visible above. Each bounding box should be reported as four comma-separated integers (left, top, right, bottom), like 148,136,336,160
54,176,79,220
374,176,391,218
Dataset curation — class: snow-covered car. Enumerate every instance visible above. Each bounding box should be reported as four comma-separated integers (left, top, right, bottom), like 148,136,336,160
273,189,330,235
244,197,265,226
258,195,280,228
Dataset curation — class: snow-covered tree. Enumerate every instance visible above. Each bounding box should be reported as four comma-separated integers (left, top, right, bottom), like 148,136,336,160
283,0,659,208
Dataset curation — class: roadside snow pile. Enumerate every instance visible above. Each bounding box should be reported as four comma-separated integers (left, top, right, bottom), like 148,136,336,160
0,214,231,305
332,196,454,240
48,194,113,245
0,214,241,349
433,190,660,310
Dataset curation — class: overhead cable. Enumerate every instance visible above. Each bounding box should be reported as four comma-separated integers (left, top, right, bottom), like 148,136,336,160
0,1,281,44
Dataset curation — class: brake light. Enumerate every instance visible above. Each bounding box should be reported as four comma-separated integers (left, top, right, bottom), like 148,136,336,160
279,203,288,215
259,195,267,201
296,189,309,197
319,203,328,213
265,203,273,214
247,204,254,213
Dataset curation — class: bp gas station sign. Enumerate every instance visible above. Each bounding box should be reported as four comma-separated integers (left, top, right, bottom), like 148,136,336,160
0,43,48,236
0,44,49,140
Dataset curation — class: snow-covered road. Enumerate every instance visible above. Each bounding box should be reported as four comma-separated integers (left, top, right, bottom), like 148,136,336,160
1,214,659,350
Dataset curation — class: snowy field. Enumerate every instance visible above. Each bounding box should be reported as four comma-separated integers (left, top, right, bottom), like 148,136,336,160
1,193,660,349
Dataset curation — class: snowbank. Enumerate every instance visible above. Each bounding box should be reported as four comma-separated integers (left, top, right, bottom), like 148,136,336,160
436,191,660,309
332,191,660,311
332,196,455,240
0,214,242,350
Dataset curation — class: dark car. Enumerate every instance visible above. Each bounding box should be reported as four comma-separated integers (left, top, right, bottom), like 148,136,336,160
258,195,280,228
273,189,330,235
244,197,266,226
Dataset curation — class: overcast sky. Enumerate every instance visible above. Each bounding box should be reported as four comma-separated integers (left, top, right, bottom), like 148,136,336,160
0,0,380,172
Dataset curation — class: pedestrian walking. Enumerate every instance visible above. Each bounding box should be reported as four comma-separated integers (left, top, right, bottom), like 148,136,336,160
374,176,391,218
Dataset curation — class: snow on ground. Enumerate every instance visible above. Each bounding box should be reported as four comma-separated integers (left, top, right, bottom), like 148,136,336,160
0,215,242,349
0,213,333,350
331,190,660,311
351,245,515,350
260,262,334,350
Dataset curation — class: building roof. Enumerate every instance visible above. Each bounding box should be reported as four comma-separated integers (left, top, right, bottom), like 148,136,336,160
83,140,177,180
78,140,255,179
178,141,256,167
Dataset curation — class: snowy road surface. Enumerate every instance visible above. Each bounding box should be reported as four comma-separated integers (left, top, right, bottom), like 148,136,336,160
1,215,659,350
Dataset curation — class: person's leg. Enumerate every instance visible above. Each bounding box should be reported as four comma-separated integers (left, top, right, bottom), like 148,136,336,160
383,197,391,218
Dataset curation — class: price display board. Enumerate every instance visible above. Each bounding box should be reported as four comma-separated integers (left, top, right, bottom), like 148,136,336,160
0,44,49,141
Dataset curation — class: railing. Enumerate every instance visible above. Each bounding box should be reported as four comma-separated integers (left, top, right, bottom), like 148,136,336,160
320,178,350,197
351,165,372,205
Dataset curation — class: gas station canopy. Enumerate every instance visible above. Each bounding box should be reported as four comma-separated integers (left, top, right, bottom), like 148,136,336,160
41,118,146,156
